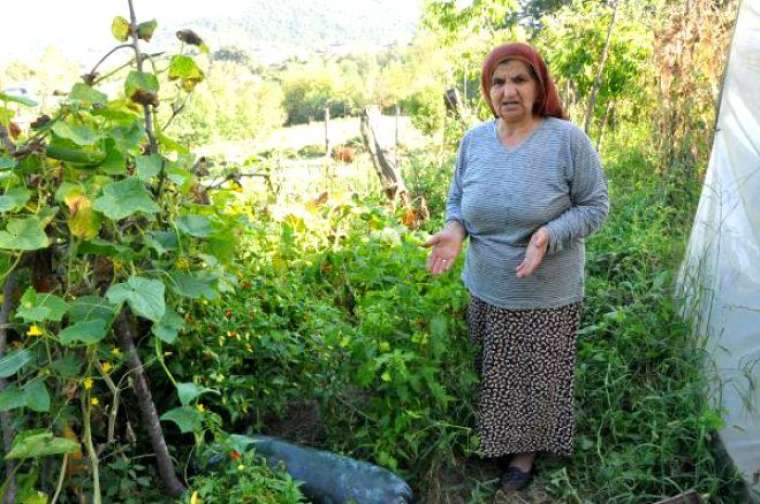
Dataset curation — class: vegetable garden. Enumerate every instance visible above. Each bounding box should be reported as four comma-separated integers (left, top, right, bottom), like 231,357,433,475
0,0,747,502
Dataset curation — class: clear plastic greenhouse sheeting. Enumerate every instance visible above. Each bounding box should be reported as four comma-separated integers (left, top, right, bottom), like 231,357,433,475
677,0,760,498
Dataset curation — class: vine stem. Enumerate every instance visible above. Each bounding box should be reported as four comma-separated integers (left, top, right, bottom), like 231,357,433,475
87,44,133,79
82,391,102,504
0,123,16,154
0,271,18,504
50,454,68,504
127,0,158,154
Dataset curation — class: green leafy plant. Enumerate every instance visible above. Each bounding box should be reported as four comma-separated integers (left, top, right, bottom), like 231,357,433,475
0,2,249,501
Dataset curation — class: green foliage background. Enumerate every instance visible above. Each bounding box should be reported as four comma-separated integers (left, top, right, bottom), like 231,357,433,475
0,0,745,502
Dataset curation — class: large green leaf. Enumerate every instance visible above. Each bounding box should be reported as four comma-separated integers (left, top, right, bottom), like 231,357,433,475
160,406,202,434
168,55,205,91
135,154,162,181
52,121,100,146
16,287,69,323
169,271,218,300
110,122,145,152
0,216,49,250
146,231,178,256
0,187,31,213
137,19,158,42
0,386,26,412
0,155,17,170
67,295,116,324
5,430,80,460
176,215,212,238
69,83,108,107
156,131,189,155
100,139,126,175
176,382,217,406
106,276,165,322
93,177,159,220
111,16,131,42
58,319,108,345
78,239,135,259
167,165,193,187
151,308,184,344
50,354,84,378
0,92,37,107
124,71,159,101
0,350,32,378
23,380,50,413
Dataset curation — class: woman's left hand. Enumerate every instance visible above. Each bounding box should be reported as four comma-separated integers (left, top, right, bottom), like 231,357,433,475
516,227,549,278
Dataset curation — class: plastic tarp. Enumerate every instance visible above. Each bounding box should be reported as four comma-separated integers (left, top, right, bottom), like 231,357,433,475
678,0,760,497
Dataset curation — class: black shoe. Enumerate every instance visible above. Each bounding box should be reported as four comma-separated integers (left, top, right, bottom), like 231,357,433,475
500,465,533,492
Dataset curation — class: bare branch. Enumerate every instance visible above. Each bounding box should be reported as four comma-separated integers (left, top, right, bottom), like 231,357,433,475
0,123,16,155
127,0,158,155
87,44,134,80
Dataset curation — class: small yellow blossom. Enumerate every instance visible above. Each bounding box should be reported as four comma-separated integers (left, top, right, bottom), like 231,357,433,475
111,347,122,357
237,464,245,471
190,491,201,504
26,325,43,337
100,362,113,373
90,397,99,406
196,403,206,413
82,377,94,390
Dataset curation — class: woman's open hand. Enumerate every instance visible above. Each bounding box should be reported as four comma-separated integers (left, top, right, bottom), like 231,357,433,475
423,222,465,275
516,226,549,278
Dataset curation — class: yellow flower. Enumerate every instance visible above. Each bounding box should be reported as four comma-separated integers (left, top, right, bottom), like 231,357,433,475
26,325,43,337
190,491,201,504
90,397,99,406
196,403,206,413
82,377,94,390
111,347,122,357
237,464,245,471
100,362,113,373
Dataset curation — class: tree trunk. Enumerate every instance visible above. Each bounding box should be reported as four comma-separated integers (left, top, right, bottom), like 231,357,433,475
584,0,621,134
116,311,186,497
360,106,410,207
596,100,615,152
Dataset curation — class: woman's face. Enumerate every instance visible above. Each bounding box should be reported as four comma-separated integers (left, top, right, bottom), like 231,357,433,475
489,59,540,125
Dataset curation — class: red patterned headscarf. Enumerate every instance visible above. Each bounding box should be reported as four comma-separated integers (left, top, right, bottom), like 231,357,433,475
481,42,567,120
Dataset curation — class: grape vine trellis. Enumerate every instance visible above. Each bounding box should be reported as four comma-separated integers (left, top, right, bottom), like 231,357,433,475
0,2,242,501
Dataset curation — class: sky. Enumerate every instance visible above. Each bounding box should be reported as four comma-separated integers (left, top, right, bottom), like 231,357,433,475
0,0,424,67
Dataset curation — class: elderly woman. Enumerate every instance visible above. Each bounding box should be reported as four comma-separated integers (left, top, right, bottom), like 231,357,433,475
424,42,609,492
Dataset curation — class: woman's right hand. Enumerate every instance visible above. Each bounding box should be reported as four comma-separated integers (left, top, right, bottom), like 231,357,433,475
423,221,466,275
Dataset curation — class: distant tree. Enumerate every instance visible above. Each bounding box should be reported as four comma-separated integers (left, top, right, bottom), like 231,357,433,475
161,61,285,146
212,46,251,65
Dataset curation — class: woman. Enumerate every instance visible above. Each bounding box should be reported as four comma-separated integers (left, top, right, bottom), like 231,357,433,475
424,42,609,492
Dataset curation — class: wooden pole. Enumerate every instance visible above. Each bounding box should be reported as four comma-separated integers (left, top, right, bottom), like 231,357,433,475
395,104,400,161
324,106,331,157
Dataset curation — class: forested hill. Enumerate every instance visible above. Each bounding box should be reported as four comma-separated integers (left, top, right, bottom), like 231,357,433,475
156,0,422,63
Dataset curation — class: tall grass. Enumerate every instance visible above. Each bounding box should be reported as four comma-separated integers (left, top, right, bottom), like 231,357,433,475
171,131,743,502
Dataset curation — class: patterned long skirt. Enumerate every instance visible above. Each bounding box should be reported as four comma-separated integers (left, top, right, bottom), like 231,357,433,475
468,295,583,457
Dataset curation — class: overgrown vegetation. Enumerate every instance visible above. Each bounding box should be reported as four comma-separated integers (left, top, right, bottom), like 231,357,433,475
0,0,745,502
